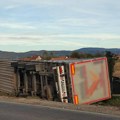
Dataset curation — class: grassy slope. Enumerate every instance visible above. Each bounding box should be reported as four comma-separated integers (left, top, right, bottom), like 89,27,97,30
113,59,120,77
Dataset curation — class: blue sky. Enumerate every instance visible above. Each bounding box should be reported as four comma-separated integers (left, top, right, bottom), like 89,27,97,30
0,0,120,52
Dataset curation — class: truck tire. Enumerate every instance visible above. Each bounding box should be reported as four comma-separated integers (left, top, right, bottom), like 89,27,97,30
44,85,53,100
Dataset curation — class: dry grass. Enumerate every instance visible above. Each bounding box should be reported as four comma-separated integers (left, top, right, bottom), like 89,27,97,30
113,59,120,77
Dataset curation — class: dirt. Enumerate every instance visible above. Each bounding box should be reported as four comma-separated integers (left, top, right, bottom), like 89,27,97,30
0,96,120,116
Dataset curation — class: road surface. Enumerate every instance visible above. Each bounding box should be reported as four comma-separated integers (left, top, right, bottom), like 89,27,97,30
0,101,119,120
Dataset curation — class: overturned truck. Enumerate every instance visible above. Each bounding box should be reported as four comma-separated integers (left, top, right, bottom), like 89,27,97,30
0,57,111,104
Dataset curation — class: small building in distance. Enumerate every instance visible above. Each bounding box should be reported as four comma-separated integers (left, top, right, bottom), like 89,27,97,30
51,56,70,60
19,55,42,61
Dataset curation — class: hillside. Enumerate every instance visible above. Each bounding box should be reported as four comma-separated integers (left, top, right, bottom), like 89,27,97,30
76,48,120,54
0,48,120,59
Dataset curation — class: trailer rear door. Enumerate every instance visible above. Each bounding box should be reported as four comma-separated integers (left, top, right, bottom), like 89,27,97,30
70,57,111,104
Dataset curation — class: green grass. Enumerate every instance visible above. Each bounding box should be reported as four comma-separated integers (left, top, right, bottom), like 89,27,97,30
94,96,120,107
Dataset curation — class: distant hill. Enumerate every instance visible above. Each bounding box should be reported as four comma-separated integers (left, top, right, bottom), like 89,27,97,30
75,48,120,54
0,48,120,59
75,48,106,54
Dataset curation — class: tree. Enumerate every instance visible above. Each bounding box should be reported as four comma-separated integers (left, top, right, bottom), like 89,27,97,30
70,51,80,58
85,53,94,58
49,51,54,58
42,51,48,60
105,51,117,92
94,52,104,57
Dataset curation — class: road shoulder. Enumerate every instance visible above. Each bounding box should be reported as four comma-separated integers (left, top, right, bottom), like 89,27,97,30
0,96,120,116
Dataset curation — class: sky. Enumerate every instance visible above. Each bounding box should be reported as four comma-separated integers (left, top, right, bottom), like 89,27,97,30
0,0,120,52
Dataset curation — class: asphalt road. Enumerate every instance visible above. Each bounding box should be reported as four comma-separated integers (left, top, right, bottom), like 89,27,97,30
0,102,119,120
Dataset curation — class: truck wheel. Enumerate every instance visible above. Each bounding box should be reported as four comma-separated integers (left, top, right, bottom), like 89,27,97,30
44,85,53,101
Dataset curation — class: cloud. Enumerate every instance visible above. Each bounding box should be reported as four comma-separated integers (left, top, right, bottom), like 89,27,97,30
0,34,93,47
49,34,120,40
0,0,120,52
56,18,99,27
0,33,120,45
0,0,63,7
32,17,100,32
72,7,106,17
0,33,119,52
0,21,36,29
4,5,20,10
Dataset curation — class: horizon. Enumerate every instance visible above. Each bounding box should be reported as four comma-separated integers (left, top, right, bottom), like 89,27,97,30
0,0,120,52
0,47,120,53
